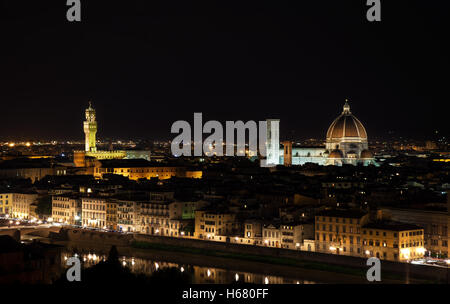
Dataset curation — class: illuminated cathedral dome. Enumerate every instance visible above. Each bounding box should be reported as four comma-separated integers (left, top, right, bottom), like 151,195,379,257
324,100,374,166
326,101,367,140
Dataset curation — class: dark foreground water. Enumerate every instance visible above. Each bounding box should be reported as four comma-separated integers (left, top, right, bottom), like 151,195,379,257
60,248,316,284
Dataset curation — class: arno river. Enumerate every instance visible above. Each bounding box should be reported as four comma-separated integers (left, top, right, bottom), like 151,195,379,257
60,248,316,284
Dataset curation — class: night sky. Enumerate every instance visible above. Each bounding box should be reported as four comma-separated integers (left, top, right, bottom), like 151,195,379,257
1,1,448,141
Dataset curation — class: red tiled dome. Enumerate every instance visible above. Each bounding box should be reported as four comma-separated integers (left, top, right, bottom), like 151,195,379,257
326,102,367,140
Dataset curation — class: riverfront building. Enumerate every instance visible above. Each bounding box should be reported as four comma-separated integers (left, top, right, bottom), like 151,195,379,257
314,209,425,262
0,192,38,219
52,195,82,225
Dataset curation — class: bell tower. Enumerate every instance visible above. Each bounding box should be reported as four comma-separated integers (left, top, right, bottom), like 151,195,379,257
83,101,97,152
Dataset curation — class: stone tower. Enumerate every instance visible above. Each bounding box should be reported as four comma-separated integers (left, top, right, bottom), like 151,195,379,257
83,101,97,152
282,141,292,166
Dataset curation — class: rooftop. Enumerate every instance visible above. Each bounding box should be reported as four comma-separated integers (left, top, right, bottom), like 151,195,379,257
316,209,367,219
98,159,181,168
363,221,423,231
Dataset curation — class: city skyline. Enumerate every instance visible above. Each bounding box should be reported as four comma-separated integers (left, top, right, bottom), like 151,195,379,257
0,1,449,289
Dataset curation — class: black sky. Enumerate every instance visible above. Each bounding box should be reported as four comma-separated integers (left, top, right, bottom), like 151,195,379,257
1,0,449,141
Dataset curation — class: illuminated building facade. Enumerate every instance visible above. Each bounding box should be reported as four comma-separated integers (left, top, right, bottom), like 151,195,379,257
82,197,107,228
117,200,139,232
106,201,118,231
0,194,12,215
194,210,237,240
383,207,449,258
315,210,425,262
0,192,38,219
52,195,82,225
93,159,202,180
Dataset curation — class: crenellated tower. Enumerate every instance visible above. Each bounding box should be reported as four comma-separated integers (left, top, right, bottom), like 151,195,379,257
83,101,97,152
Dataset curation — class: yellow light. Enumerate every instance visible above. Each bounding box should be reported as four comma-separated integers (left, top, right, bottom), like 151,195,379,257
25,142,31,147
365,250,370,255
8,143,15,147
329,246,336,251
416,247,426,255
400,248,410,259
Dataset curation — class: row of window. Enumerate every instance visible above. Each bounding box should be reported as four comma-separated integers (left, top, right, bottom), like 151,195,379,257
317,217,360,224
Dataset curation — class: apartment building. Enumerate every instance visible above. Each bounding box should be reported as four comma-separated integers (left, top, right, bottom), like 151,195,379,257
106,201,118,231
194,209,237,240
315,209,369,256
82,197,107,228
262,222,314,249
116,200,139,232
315,209,425,261
361,222,425,261
0,192,38,219
52,195,81,225
382,207,448,258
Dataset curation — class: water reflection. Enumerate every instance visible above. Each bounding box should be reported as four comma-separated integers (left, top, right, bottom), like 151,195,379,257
61,250,315,284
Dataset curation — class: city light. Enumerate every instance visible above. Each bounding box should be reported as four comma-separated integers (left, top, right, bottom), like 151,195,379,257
416,247,426,255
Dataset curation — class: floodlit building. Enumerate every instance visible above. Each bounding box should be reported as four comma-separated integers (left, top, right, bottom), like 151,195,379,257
93,159,202,180
315,209,425,261
81,197,107,228
194,209,237,240
361,221,425,261
0,193,12,215
262,222,313,249
0,192,38,219
382,207,449,258
52,195,82,225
